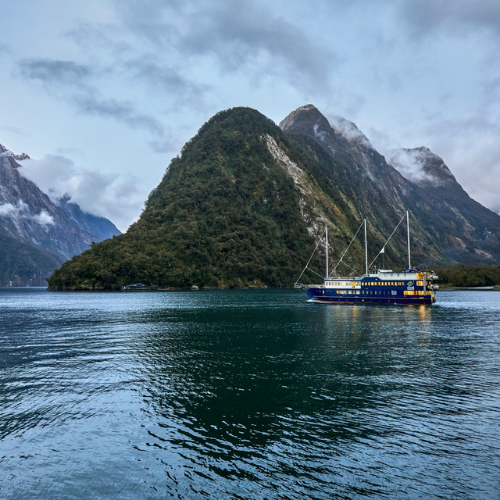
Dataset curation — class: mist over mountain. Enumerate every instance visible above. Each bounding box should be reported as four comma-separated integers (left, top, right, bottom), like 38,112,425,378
281,104,500,264
47,105,500,291
0,143,121,285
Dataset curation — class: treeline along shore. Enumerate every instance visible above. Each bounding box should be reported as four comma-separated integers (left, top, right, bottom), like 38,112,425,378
435,265,500,289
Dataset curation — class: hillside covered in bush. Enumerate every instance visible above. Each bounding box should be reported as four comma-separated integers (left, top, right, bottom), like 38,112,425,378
48,105,500,290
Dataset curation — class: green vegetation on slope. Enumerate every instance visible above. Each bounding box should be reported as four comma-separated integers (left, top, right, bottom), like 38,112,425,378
48,108,323,290
0,231,62,285
435,265,500,288
48,105,499,291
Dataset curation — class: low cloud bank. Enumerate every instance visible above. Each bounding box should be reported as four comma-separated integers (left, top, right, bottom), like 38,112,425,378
385,148,433,184
19,155,147,231
0,200,55,225
328,115,373,149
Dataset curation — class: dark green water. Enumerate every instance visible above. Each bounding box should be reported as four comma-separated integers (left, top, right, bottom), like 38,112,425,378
1,288,499,499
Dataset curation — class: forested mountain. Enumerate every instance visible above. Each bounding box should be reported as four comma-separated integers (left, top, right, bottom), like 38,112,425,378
0,143,121,285
47,106,500,290
281,105,500,265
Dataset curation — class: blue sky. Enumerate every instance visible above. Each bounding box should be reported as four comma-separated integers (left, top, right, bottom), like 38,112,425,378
2,0,500,230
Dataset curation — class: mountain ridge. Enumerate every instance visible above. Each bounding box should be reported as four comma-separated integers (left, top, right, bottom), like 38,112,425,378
0,142,121,285
47,105,500,290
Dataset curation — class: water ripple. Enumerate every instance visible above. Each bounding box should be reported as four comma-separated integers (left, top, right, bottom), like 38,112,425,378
1,289,499,499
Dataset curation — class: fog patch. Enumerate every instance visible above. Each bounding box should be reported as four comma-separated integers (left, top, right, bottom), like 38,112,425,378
0,201,54,225
19,155,147,231
32,210,55,225
328,115,373,149
0,203,17,216
385,148,433,183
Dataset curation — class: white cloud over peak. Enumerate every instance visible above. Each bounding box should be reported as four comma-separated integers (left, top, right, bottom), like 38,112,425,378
19,155,148,231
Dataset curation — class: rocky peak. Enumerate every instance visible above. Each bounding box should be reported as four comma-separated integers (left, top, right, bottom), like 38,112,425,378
0,142,30,162
0,139,121,285
279,104,331,140
385,147,456,187
280,105,373,151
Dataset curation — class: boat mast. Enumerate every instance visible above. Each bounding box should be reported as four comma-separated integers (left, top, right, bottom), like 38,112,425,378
364,219,368,276
325,226,329,279
407,210,411,269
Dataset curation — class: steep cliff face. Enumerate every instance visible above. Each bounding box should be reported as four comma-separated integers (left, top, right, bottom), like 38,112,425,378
280,105,500,265
384,146,500,262
0,143,120,285
47,105,500,290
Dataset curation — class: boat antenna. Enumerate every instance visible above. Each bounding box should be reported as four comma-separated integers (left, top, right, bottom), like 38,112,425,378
364,218,368,276
407,210,411,269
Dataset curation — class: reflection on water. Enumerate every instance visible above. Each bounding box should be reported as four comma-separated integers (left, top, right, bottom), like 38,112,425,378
1,289,499,499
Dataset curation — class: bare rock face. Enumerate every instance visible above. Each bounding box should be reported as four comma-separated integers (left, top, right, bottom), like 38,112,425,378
0,142,120,285
280,105,500,265
0,143,30,161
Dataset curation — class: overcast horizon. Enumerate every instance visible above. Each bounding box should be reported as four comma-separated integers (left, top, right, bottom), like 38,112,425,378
2,0,500,231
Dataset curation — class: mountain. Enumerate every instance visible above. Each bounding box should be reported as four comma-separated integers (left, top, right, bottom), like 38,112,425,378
47,106,500,291
56,195,121,243
0,143,121,285
280,104,500,265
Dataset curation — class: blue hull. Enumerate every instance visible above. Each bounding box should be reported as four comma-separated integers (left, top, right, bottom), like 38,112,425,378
305,287,434,305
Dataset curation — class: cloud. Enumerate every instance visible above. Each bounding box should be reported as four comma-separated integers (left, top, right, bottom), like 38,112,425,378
72,94,165,136
384,148,434,184
327,115,373,149
17,58,93,88
129,59,210,108
31,210,55,225
113,0,336,93
393,0,500,39
0,125,27,136
0,203,16,216
422,116,500,214
0,201,54,225
16,57,166,140
19,155,149,231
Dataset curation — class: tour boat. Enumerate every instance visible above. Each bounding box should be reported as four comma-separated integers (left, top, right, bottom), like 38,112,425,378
297,212,438,305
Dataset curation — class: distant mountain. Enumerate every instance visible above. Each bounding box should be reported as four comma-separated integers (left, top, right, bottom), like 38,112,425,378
56,195,121,243
47,105,500,290
0,143,121,285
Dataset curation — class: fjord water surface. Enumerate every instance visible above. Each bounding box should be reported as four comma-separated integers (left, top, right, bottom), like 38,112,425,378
1,288,499,499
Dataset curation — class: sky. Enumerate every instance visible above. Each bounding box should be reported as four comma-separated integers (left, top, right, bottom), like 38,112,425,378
1,0,500,231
